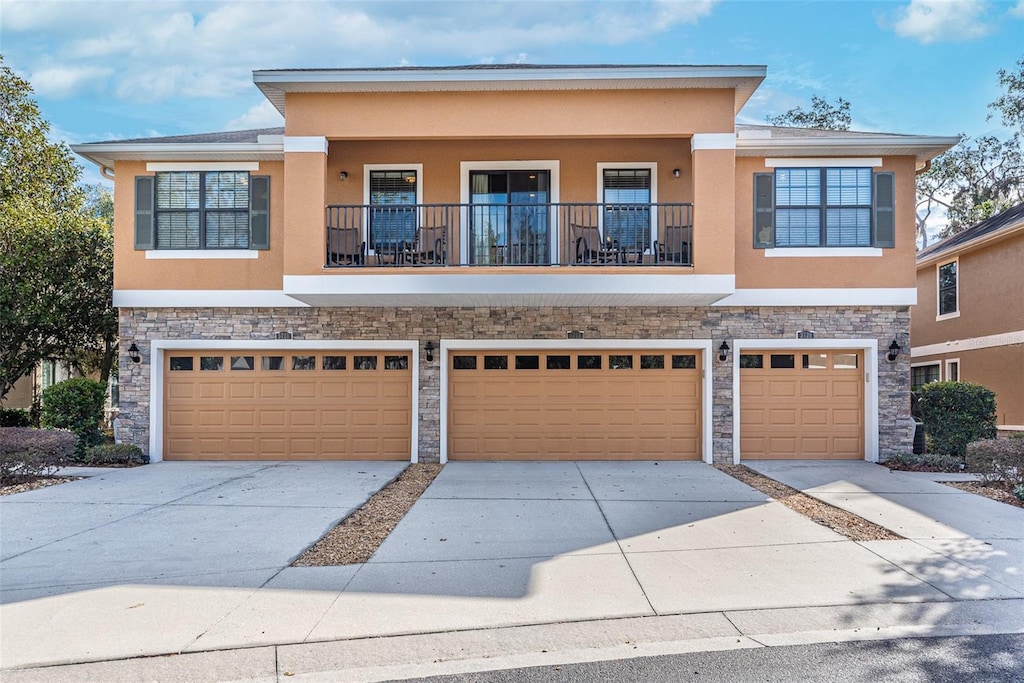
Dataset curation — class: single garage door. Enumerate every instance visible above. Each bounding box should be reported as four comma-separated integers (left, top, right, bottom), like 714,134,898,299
448,349,701,460
163,350,412,460
740,350,864,460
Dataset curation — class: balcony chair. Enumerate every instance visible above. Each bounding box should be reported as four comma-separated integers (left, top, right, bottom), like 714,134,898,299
327,226,366,266
654,225,691,265
409,225,448,265
571,224,620,264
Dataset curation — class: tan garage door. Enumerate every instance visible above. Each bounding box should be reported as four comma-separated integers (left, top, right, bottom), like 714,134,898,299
163,350,412,460
448,349,701,460
740,350,864,460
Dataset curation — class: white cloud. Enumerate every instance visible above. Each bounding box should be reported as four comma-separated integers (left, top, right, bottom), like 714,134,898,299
889,0,992,43
2,1,722,103
226,100,284,131
1009,0,1024,17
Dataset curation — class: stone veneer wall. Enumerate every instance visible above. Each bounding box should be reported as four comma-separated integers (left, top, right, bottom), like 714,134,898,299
118,306,912,463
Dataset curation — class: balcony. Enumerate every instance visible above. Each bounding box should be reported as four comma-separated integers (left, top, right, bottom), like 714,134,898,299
282,201,735,307
324,203,694,268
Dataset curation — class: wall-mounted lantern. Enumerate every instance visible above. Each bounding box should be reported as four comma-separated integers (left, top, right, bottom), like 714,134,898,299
127,342,142,364
718,341,730,362
424,340,436,363
886,339,901,363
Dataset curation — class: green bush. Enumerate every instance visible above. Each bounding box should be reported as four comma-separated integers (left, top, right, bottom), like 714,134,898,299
0,407,32,427
883,452,964,472
0,427,76,485
918,382,997,458
40,378,107,459
965,438,1024,488
84,442,147,466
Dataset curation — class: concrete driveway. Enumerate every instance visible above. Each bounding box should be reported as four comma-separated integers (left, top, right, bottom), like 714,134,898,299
2,460,1022,675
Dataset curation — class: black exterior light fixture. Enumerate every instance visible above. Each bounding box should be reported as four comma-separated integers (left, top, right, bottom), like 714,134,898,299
127,342,142,364
718,341,730,362
338,171,348,180
886,338,901,363
424,340,436,363
672,168,682,178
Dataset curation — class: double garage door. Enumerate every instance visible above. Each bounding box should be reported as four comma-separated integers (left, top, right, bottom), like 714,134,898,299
163,350,412,460
448,349,702,460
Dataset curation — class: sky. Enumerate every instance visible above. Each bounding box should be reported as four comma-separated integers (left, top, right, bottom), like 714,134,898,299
2,0,1023,189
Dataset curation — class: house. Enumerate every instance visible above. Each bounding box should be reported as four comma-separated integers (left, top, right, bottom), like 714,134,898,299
3,361,86,412
71,64,957,464
911,203,1024,431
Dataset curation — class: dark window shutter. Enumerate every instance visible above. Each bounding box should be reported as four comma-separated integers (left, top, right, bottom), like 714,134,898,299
249,175,270,250
753,172,774,248
873,172,895,248
134,176,155,250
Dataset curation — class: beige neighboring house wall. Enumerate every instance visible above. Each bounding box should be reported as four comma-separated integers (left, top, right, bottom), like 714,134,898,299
1,361,83,412
911,204,1024,427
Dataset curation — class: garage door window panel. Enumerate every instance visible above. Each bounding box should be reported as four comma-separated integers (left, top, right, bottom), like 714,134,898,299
578,355,602,369
740,354,764,369
385,355,409,370
453,355,477,370
200,356,224,371
515,355,540,370
672,354,697,369
169,357,194,371
484,355,508,370
230,356,254,371
322,356,346,370
802,353,828,370
262,356,284,371
546,355,571,370
353,355,377,370
640,354,664,369
609,354,633,369
770,354,796,369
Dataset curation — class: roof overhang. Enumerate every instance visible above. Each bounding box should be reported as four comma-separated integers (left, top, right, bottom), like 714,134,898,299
71,137,285,171
736,133,959,165
253,65,767,117
917,220,1024,267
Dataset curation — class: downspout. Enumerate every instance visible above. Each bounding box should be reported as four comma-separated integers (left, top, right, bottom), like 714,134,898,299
915,160,931,176
100,166,115,181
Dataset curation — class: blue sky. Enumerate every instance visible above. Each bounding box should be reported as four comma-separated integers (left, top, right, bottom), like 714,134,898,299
2,0,1023,187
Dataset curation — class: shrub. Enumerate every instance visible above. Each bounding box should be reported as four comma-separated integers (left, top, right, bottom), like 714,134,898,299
1014,484,1024,502
918,382,997,458
883,452,964,472
965,438,1024,488
84,442,148,466
0,427,76,485
0,407,32,427
40,378,107,459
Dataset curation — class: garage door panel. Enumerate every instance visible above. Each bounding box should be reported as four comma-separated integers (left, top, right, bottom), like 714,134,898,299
742,350,864,460
164,349,411,460
449,349,702,461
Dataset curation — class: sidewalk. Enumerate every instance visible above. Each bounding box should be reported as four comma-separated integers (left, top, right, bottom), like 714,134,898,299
2,461,1022,681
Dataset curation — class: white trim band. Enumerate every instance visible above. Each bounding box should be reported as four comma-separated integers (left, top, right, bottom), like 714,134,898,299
113,290,310,308
764,247,883,258
911,329,1024,358
146,162,260,172
713,288,917,307
691,133,736,151
283,136,328,154
765,157,882,168
145,250,259,260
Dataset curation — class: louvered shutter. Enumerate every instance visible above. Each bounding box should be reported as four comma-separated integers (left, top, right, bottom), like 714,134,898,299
873,172,895,248
753,173,774,248
249,175,271,250
134,176,155,250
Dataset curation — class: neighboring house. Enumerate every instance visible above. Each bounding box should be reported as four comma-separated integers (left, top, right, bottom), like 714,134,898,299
2,361,81,412
71,64,957,464
911,203,1024,431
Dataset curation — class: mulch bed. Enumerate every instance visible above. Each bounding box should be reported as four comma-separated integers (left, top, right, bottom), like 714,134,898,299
883,461,962,473
293,462,443,566
0,476,81,496
944,481,1024,509
716,465,903,541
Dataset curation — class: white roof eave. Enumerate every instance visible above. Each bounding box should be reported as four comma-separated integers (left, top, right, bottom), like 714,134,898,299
71,142,285,170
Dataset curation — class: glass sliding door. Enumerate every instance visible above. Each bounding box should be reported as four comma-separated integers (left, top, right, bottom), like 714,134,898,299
469,170,550,265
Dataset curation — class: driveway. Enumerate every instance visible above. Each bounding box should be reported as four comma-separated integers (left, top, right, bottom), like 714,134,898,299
1,460,1022,673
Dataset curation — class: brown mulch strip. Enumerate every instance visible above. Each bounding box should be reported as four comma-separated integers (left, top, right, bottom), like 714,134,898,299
0,476,81,496
716,465,903,541
293,462,443,566
944,481,1024,509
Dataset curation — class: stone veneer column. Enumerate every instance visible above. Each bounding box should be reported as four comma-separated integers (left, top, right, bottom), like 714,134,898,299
282,136,328,275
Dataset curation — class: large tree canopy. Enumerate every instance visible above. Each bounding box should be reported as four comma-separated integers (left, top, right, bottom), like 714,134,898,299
0,55,115,400
765,95,852,131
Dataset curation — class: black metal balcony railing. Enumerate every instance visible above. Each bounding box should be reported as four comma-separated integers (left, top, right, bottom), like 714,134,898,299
325,203,693,268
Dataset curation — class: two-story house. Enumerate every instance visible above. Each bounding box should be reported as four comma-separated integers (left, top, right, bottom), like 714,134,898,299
71,64,956,464
911,203,1024,431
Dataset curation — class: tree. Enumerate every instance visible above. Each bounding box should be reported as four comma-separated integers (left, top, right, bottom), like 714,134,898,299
0,56,115,399
766,95,852,131
917,59,1024,240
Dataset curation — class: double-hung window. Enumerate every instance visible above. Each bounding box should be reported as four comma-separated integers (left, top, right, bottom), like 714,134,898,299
754,167,894,249
134,171,270,250
368,169,417,248
602,168,651,249
938,260,958,317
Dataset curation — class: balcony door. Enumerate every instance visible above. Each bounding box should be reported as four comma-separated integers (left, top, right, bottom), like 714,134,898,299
469,170,550,265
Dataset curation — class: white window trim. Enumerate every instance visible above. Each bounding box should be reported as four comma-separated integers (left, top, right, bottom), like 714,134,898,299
765,158,882,168
439,338,712,465
147,162,260,172
148,339,419,464
731,339,879,464
764,247,882,258
936,257,960,320
459,160,561,264
944,358,960,382
363,164,424,254
145,250,258,260
596,162,658,252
